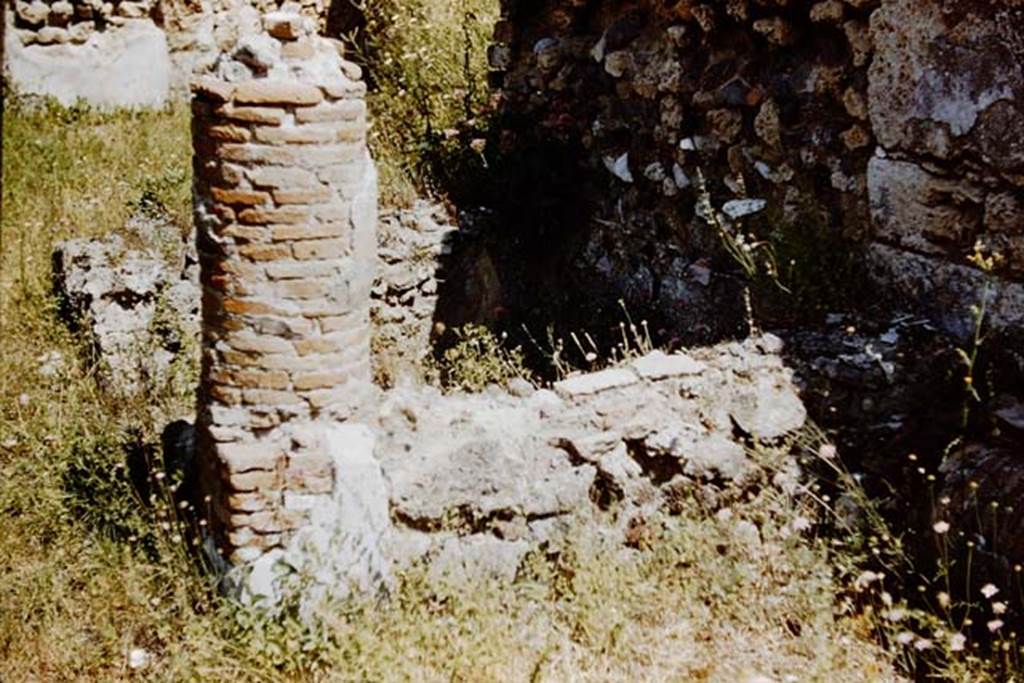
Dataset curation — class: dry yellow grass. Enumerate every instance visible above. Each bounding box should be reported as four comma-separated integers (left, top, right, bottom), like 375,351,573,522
0,99,905,681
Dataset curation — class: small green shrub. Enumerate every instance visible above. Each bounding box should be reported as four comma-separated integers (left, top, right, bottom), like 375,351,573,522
61,431,149,542
341,0,499,204
434,324,532,392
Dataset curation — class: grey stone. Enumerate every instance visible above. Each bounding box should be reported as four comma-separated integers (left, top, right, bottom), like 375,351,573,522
52,217,199,396
388,439,596,524
995,400,1024,436
632,350,706,380
598,443,643,487
867,155,983,255
682,434,752,484
506,376,535,397
428,535,530,585
15,1,49,27
728,374,807,441
645,426,753,484
36,27,69,45
560,430,622,463
68,22,95,44
866,243,1024,339
233,34,280,74
554,367,638,398
869,0,1024,168
721,199,767,220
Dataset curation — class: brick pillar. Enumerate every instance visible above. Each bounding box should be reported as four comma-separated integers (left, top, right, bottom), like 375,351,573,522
190,13,378,568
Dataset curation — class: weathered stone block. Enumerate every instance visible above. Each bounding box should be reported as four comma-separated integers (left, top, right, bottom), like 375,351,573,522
234,80,324,106
238,243,292,262
295,100,366,124
266,260,337,280
220,143,297,165
293,238,349,260
273,187,333,205
211,188,270,206
238,206,309,225
293,370,346,391
219,105,286,125
632,350,706,380
217,441,284,474
249,166,317,189
553,368,639,398
868,156,983,254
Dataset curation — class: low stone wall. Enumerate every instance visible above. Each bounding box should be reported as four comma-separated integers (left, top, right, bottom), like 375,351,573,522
9,0,154,45
190,12,381,587
490,0,1024,339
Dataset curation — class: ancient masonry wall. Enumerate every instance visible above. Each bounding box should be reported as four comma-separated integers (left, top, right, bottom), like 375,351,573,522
9,0,155,46
190,14,377,566
489,0,1024,338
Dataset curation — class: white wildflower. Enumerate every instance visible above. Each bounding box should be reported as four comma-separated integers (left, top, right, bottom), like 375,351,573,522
932,521,950,534
885,608,907,623
895,631,915,645
987,619,1004,633
981,583,999,599
914,639,933,651
854,570,880,589
128,647,152,670
949,633,967,652
992,601,1007,615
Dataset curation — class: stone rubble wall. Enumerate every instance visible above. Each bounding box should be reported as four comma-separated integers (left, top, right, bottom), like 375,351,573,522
9,0,155,46
190,12,378,568
377,335,807,583
52,215,200,397
371,201,458,384
490,0,1024,338
7,0,327,47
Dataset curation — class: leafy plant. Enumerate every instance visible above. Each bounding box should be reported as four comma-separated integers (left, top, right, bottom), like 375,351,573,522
434,324,532,392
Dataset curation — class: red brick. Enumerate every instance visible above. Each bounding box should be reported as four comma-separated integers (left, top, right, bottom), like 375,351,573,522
239,243,292,261
226,469,281,492
238,205,309,225
219,143,297,165
208,125,253,142
191,77,236,102
211,187,270,206
222,298,289,316
242,388,305,406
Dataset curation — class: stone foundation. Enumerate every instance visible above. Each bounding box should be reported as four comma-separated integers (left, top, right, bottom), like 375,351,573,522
190,12,384,597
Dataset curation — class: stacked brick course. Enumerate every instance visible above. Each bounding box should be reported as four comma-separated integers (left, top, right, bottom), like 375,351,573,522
190,13,377,564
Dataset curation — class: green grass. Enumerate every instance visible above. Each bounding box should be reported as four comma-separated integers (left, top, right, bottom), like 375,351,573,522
0,99,904,681
343,0,499,206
